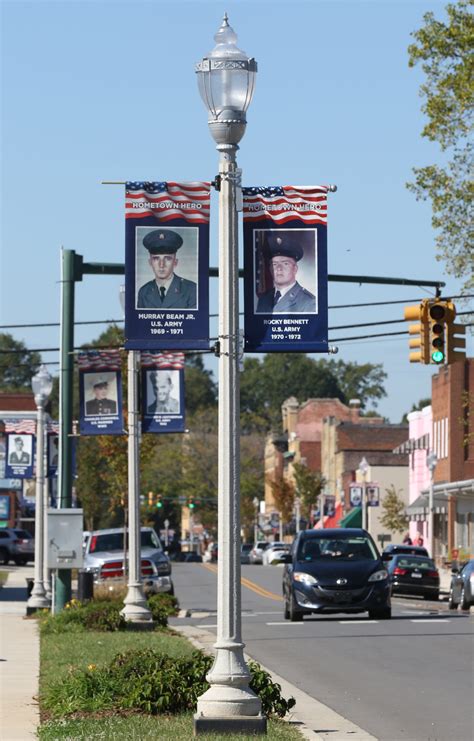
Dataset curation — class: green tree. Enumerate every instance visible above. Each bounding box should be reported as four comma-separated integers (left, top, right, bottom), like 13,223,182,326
327,360,387,411
292,462,326,521
407,1,474,289
0,333,41,390
379,485,409,534
183,354,217,413
268,474,295,526
401,397,432,423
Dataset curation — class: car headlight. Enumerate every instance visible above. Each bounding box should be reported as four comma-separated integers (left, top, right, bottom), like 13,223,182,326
293,572,318,586
368,569,388,582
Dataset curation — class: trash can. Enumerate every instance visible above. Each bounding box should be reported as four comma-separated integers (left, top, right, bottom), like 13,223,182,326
26,578,34,598
77,571,94,602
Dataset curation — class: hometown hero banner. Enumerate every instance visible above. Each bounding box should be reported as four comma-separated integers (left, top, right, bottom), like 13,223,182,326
242,186,329,353
78,351,123,436
124,181,210,351
141,352,185,434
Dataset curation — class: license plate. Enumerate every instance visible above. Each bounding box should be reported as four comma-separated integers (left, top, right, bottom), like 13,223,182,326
333,591,351,602
411,573,422,578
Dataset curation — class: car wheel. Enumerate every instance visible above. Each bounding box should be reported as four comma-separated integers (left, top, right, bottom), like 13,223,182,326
368,607,391,620
14,557,28,566
289,593,304,622
0,548,9,565
283,597,290,620
460,587,470,611
448,590,458,610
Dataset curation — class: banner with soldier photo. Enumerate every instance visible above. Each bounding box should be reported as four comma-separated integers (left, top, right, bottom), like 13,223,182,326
4,419,36,479
124,181,210,351
78,351,123,435
141,352,185,434
47,421,59,477
242,186,329,353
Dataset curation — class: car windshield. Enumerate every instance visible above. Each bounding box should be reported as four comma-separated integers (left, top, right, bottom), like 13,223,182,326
297,536,377,562
89,530,161,553
396,557,435,570
242,544,252,552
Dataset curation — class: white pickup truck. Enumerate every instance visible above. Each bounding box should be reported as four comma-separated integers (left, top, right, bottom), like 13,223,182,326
82,526,174,594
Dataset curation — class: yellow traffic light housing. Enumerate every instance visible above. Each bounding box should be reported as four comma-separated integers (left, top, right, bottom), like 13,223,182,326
428,299,455,365
148,491,154,507
447,322,466,365
403,300,429,364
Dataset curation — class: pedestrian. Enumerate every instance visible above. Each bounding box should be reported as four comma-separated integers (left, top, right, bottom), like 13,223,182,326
137,229,197,309
403,532,412,545
413,533,424,546
256,231,316,314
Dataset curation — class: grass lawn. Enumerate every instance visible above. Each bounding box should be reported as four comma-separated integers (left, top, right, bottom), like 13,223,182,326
39,714,303,740
39,628,303,740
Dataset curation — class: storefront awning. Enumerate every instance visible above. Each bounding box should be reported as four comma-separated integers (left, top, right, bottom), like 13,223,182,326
339,506,362,528
405,492,448,517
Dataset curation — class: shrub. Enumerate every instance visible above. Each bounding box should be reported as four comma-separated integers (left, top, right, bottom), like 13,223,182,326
42,647,295,719
147,593,179,626
39,600,126,634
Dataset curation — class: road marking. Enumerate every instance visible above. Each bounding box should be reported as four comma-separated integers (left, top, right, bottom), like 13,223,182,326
201,562,283,602
198,624,217,628
266,621,304,626
339,620,378,624
410,619,449,623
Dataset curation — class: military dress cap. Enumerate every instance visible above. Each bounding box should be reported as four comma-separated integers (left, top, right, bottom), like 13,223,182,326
92,376,108,388
143,229,183,255
14,436,23,443
267,232,305,262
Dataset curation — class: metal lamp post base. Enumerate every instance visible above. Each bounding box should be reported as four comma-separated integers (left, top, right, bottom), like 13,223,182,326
120,583,152,623
194,714,267,735
26,585,50,615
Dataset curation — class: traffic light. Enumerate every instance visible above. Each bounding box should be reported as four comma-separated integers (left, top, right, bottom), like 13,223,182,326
427,299,455,365
403,300,430,364
148,491,154,507
156,496,163,509
188,498,195,510
447,321,466,365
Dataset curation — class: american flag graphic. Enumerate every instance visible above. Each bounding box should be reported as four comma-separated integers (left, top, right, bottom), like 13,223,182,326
77,350,122,371
4,419,36,434
242,186,328,225
141,352,185,369
125,182,210,224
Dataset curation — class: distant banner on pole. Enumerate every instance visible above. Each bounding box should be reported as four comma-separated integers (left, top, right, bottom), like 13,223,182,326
242,186,329,353
5,428,35,478
47,426,59,478
78,351,123,435
124,181,210,351
141,352,185,434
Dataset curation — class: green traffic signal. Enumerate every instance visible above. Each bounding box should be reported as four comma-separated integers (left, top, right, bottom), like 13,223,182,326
189,500,195,509
432,350,445,363
156,498,163,508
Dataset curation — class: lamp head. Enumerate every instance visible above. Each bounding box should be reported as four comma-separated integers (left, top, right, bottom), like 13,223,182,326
32,364,53,404
358,457,369,476
195,14,257,146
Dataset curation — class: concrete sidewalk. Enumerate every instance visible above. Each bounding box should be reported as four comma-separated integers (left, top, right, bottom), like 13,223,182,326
0,567,39,740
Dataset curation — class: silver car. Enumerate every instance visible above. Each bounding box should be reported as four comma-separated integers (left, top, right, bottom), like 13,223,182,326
248,541,270,565
83,527,173,594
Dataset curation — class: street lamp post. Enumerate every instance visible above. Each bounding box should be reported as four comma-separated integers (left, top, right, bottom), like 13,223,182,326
27,365,53,614
426,451,438,558
295,497,301,534
358,457,369,531
253,497,259,543
194,16,265,734
119,287,152,624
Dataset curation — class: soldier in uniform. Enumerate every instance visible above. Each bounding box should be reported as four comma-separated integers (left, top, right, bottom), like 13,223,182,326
147,370,180,415
256,232,316,313
9,437,30,465
85,377,117,416
137,229,197,309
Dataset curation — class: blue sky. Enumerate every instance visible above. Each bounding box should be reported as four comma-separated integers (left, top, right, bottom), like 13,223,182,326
1,0,470,422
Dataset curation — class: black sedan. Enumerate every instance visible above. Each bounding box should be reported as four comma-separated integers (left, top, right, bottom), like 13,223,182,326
282,528,391,621
448,559,474,610
382,544,429,559
386,554,439,600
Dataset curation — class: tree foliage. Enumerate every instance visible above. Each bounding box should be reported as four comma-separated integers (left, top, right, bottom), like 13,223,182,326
0,333,41,390
407,0,474,289
327,360,387,411
401,397,432,423
379,485,409,534
268,475,295,525
292,462,326,521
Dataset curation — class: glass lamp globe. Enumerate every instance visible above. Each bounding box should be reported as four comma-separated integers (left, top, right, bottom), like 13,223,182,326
359,457,369,476
32,364,53,400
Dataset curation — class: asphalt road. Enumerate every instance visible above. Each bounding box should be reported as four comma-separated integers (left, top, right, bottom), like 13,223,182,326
170,562,474,741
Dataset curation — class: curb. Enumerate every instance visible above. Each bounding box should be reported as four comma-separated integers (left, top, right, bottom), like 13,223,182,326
173,624,378,741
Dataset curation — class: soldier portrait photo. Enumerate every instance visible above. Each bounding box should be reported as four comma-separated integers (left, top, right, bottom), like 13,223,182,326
84,373,118,416
254,229,317,314
8,435,32,465
146,370,181,416
49,435,59,467
136,226,198,310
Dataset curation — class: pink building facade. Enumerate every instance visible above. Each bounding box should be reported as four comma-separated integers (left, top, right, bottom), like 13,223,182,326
407,405,432,544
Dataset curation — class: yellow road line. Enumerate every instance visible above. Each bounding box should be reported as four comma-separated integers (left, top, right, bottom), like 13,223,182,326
200,562,283,602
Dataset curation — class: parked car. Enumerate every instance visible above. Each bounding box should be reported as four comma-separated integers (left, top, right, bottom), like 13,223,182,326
448,559,474,610
249,541,270,564
282,528,391,621
0,528,35,565
241,543,253,564
183,552,203,563
262,542,290,566
386,554,439,600
83,527,173,594
382,544,429,560
203,542,218,563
